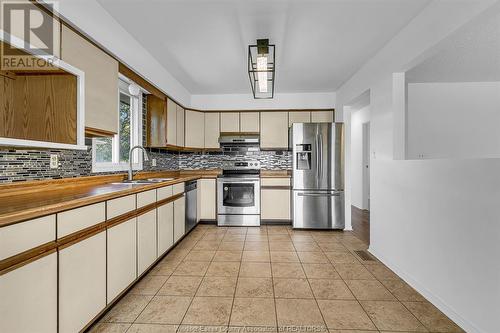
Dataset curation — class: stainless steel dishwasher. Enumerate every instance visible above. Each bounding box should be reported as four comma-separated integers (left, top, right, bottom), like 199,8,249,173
185,180,198,232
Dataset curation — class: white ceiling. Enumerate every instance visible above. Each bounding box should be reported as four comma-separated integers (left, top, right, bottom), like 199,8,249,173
97,0,430,94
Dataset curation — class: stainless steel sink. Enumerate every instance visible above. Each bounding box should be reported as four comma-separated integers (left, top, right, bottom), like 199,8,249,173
111,178,175,185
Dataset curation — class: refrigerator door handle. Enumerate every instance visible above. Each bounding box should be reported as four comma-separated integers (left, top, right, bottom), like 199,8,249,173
315,133,321,185
297,192,341,197
318,133,323,180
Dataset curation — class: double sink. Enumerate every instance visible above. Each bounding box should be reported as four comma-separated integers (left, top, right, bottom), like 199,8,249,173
111,178,175,185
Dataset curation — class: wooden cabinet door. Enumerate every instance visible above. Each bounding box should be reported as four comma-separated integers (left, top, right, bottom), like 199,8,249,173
220,112,240,132
59,231,106,333
199,179,217,220
157,202,174,256
311,110,334,123
185,110,205,148
240,112,260,132
166,98,177,145
173,196,186,243
107,218,137,302
147,95,167,147
260,112,289,149
0,253,57,333
204,112,220,149
261,178,291,220
289,111,311,126
137,210,157,275
176,104,185,147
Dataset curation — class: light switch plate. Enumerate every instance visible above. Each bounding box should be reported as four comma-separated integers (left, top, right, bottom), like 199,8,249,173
50,154,58,169
152,158,157,167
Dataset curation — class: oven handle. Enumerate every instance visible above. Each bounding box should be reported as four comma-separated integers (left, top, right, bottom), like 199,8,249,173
218,179,260,184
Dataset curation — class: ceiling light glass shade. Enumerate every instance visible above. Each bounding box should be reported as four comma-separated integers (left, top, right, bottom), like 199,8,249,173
248,39,275,99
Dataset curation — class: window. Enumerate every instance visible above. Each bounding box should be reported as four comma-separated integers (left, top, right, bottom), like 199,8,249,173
92,78,144,172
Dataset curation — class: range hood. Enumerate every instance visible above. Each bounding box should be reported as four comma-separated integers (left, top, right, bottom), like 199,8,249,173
219,134,260,153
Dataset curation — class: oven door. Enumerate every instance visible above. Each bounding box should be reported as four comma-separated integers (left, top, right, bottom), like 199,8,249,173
217,178,260,215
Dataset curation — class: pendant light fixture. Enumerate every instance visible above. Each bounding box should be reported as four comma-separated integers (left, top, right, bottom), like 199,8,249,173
248,39,275,99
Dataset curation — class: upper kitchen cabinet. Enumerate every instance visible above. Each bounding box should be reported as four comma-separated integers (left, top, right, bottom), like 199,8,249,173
61,25,119,136
166,98,177,145
185,110,205,148
220,112,240,132
240,112,260,132
176,104,185,147
289,111,311,126
146,95,167,147
204,112,220,149
260,112,288,149
311,110,334,123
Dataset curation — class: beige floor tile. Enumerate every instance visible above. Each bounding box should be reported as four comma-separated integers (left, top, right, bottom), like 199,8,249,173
345,280,396,301
271,262,306,278
245,235,269,242
182,297,233,325
223,234,247,242
325,251,360,264
270,251,300,263
380,280,426,302
130,275,169,296
102,295,153,323
309,279,355,300
219,241,245,251
274,278,314,298
327,329,377,333
404,301,464,332
127,323,178,333
269,234,291,242
206,261,241,277
267,226,290,234
184,250,216,262
230,298,277,326
302,264,340,279
242,251,271,262
202,233,226,242
364,264,400,280
245,241,270,251
213,250,243,262
194,241,221,251
333,264,375,280
135,296,191,324
227,227,248,234
149,261,178,276
89,323,131,333
290,235,314,243
269,241,295,252
275,298,326,327
239,262,272,277
293,242,321,252
158,276,203,296
317,300,376,330
297,252,329,264
196,276,237,297
235,277,274,298
360,301,427,332
317,242,348,252
173,261,210,276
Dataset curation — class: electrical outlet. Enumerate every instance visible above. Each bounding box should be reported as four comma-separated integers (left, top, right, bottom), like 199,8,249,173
50,154,58,169
152,158,157,167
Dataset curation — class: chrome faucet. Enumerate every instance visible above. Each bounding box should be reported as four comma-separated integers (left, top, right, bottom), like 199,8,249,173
128,145,149,181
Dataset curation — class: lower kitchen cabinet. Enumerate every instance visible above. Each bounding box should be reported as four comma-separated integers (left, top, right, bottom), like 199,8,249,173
137,210,157,275
0,252,57,333
59,231,106,333
261,178,291,221
107,218,137,302
199,179,216,220
173,196,186,243
157,202,174,255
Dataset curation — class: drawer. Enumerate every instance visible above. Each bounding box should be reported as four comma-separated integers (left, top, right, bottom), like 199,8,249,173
57,202,106,238
0,215,56,260
261,178,291,187
157,185,173,201
137,189,157,208
107,194,136,219
172,183,185,195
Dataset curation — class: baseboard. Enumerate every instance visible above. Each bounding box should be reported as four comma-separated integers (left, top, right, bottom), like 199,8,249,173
261,219,292,225
198,219,217,225
368,246,483,333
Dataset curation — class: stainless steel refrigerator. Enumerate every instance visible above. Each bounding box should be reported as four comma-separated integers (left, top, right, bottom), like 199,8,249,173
290,123,345,229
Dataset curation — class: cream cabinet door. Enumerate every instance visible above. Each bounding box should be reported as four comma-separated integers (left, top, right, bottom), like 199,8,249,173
220,112,240,132
311,110,334,122
174,196,186,243
199,179,217,220
167,98,177,145
240,112,260,132
157,202,174,255
137,210,157,275
59,231,106,333
185,110,205,148
176,105,185,147
0,253,57,333
204,112,220,149
107,218,137,302
289,111,311,126
260,112,289,149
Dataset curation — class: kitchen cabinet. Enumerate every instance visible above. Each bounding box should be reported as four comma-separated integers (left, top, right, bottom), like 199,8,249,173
107,218,137,302
167,98,177,145
173,196,186,243
59,231,106,333
240,112,260,132
157,202,174,255
289,111,311,126
176,104,185,147
199,179,217,220
311,110,334,123
147,95,167,147
261,178,291,220
204,112,220,149
185,110,205,148
137,210,157,275
107,194,136,219
0,253,57,333
260,112,289,149
220,112,240,132
57,202,105,238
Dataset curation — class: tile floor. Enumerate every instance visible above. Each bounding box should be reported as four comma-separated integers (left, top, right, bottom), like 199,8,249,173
90,225,464,333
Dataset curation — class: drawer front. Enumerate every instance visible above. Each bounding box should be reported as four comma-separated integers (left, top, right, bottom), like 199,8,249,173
137,189,157,208
57,203,106,238
0,215,55,260
261,178,291,187
107,194,136,219
157,185,173,201
172,183,185,195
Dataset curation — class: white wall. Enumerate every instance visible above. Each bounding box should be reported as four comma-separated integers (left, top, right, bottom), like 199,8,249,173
350,106,370,209
407,82,500,159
